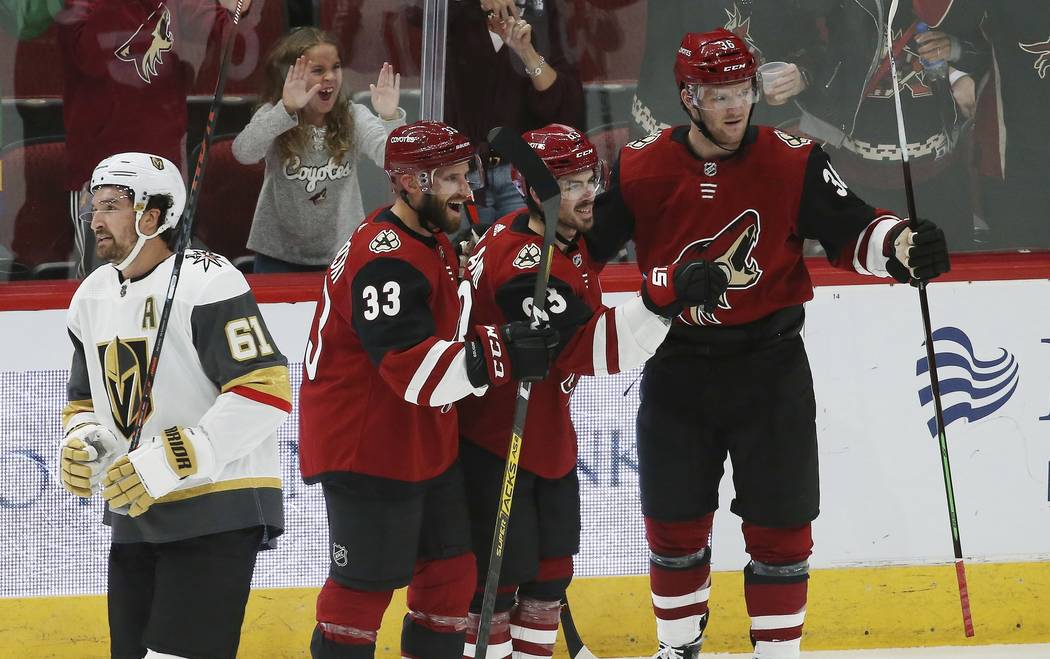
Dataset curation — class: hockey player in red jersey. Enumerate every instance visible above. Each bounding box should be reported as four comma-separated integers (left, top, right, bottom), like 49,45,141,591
298,121,558,659
588,30,951,659
459,124,729,658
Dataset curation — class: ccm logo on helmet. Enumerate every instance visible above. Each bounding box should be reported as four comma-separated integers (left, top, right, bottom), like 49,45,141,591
725,63,746,71
484,325,505,380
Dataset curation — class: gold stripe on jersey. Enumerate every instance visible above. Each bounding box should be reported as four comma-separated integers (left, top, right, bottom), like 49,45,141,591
61,400,94,429
155,477,282,504
221,365,292,405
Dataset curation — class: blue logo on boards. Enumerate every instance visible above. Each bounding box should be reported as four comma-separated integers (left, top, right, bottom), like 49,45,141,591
916,327,1020,437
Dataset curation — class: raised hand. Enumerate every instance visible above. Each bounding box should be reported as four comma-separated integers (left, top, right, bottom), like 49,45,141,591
282,55,321,114
370,62,401,121
481,0,519,23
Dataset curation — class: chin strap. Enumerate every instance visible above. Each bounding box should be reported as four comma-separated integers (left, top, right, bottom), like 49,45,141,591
114,212,167,272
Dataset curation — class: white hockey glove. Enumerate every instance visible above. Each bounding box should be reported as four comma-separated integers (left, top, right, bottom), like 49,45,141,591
58,423,125,498
102,426,216,517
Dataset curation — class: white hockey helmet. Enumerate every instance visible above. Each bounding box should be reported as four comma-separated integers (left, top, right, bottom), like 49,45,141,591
89,153,186,271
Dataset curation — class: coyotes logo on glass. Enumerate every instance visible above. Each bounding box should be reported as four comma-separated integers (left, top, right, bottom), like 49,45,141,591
674,210,763,326
115,4,174,84
97,337,152,438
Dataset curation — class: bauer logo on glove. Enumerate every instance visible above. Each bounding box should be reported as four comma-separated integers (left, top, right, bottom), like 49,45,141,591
101,426,215,517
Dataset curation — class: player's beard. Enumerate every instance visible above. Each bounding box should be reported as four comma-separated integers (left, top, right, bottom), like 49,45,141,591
561,197,595,234
418,192,464,234
95,228,134,264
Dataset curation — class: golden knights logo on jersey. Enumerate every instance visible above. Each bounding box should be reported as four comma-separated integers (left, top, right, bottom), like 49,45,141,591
675,210,763,326
116,4,174,84
97,337,153,438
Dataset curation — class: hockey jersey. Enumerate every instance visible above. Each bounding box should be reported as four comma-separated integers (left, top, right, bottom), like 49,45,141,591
590,125,904,328
458,211,671,479
299,208,487,483
64,250,290,545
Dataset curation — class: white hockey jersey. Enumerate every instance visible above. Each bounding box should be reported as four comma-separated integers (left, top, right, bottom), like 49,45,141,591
63,250,291,544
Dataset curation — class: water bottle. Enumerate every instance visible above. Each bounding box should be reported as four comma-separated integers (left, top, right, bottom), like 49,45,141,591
916,22,948,80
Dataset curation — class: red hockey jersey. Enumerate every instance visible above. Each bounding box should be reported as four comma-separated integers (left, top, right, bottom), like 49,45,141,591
459,211,671,478
590,125,905,327
299,208,482,483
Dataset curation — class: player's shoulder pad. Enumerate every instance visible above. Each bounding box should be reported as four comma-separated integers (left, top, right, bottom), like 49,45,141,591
350,213,433,264
179,249,249,305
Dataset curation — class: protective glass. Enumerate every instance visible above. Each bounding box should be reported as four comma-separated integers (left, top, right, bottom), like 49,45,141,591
688,81,758,111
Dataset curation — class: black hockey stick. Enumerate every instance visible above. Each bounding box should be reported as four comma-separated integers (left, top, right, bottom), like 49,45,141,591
561,599,600,658
473,126,562,658
886,0,974,637
127,1,245,453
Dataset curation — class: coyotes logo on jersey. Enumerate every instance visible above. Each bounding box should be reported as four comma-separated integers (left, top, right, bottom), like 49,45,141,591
116,4,174,84
1019,36,1050,78
674,209,763,326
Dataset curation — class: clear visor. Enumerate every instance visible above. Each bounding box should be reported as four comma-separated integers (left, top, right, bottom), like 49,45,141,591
417,153,485,197
76,191,135,226
687,80,758,111
558,162,607,202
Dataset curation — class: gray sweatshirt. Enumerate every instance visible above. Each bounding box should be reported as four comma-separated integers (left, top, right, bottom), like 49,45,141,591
232,101,406,265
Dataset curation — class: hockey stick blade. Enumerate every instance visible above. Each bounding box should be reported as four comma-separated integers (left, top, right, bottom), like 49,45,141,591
473,127,561,658
561,600,601,658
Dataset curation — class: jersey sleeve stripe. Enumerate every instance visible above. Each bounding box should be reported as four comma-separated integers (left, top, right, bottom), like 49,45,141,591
229,385,293,413
418,342,466,406
852,215,902,277
592,314,610,376
404,339,455,405
221,366,292,410
61,400,94,430
605,307,622,375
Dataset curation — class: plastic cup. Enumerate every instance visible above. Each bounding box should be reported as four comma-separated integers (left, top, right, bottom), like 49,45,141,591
758,61,791,95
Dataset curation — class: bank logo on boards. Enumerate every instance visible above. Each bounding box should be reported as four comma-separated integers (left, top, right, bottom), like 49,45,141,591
917,327,1020,437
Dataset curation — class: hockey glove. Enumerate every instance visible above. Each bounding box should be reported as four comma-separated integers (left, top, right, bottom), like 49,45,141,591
641,260,731,319
58,423,125,498
102,426,215,517
885,219,951,284
466,321,559,387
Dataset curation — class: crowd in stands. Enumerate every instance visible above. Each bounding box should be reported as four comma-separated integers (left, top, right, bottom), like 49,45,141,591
0,0,1046,281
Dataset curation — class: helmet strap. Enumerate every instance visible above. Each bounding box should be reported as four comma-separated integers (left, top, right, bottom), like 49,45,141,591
113,209,166,272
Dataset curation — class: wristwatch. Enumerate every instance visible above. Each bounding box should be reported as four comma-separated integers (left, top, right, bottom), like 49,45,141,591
526,56,546,77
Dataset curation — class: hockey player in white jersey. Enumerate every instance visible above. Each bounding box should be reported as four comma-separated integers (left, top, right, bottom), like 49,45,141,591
57,152,292,659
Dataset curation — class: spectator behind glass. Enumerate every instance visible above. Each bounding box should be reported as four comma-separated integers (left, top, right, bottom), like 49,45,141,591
942,0,1050,251
791,0,980,250
56,0,248,278
444,0,584,226
631,0,825,139
232,27,405,273
0,0,61,144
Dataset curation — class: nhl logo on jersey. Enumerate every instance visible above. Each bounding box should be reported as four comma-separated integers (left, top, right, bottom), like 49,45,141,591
513,243,542,269
369,229,401,254
332,543,348,567
572,253,583,267
703,161,717,177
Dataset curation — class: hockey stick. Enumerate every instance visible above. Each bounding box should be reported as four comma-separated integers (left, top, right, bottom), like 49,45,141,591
127,1,245,453
886,0,974,637
561,599,600,659
473,126,562,658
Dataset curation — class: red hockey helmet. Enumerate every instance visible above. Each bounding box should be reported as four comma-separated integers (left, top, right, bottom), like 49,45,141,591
674,29,757,88
514,124,607,200
384,121,482,193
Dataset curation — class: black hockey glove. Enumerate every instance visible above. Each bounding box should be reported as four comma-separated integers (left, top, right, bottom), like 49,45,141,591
641,259,731,318
466,321,559,387
885,218,951,284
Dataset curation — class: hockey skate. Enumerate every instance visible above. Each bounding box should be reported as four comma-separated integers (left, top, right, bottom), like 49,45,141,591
651,636,703,659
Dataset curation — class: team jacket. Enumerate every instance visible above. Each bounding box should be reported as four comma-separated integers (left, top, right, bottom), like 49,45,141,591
589,125,904,328
299,208,488,484
458,211,671,479
64,250,290,545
